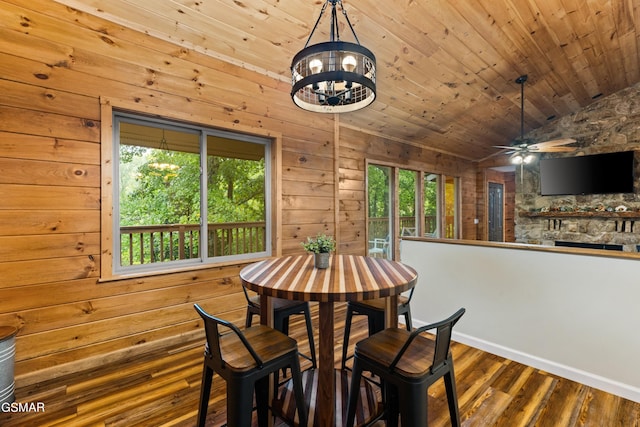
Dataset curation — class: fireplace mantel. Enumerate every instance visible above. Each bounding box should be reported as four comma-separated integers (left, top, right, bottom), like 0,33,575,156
520,211,640,219
518,210,640,245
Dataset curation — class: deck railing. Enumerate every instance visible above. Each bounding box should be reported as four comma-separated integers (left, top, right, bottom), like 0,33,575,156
368,216,438,239
120,221,266,266
121,217,452,266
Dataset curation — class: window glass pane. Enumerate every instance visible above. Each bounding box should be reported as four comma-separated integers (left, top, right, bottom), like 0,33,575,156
118,121,201,268
206,135,266,258
399,169,417,236
444,175,458,238
367,164,391,259
114,113,271,275
423,173,439,237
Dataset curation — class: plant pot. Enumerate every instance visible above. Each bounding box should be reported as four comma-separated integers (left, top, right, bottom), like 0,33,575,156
314,252,330,269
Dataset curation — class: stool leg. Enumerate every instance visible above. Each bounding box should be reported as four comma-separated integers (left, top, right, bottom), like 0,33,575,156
444,362,461,427
196,363,213,427
227,380,255,427
341,306,354,370
383,383,399,427
398,384,426,427
289,355,308,427
274,311,286,335
303,306,317,368
403,308,412,331
345,358,364,427
274,313,290,376
371,311,384,335
255,376,270,427
367,312,378,335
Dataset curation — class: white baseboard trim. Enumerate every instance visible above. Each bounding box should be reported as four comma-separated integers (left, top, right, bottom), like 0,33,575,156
452,330,640,404
410,317,640,403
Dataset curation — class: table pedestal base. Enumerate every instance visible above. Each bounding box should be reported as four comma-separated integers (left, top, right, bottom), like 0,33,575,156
273,368,382,427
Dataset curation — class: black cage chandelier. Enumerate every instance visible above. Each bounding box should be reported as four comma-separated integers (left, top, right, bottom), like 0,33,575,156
291,0,376,113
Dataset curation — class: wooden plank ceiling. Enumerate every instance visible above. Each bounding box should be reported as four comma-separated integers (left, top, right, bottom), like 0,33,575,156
54,0,640,162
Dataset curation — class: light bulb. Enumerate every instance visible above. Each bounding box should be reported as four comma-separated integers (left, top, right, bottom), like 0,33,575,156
511,154,523,165
523,154,535,164
309,58,323,74
342,55,357,72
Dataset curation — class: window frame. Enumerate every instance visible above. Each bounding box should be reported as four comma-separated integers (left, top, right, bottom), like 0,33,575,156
366,163,394,259
366,160,460,260
100,97,281,281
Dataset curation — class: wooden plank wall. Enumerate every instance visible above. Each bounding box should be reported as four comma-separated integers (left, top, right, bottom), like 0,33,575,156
0,0,478,387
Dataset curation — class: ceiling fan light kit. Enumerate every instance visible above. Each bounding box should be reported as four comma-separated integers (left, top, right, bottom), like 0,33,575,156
290,0,376,113
511,152,536,165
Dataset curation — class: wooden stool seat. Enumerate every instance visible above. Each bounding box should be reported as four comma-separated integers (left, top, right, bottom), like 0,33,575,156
217,325,300,372
273,368,382,427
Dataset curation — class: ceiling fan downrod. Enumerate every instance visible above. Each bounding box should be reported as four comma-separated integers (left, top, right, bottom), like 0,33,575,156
516,74,528,143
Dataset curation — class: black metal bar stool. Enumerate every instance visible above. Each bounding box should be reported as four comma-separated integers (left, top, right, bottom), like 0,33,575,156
341,288,414,370
194,304,308,427
243,286,317,369
345,308,466,427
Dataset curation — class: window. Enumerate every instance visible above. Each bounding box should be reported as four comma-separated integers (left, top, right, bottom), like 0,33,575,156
113,112,271,275
423,173,439,237
399,169,418,237
367,162,459,259
443,175,459,238
367,164,392,259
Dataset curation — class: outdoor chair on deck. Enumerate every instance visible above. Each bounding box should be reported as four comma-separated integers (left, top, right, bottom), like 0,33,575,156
341,287,414,370
368,238,389,258
346,307,466,427
401,227,417,237
243,286,317,369
194,304,308,427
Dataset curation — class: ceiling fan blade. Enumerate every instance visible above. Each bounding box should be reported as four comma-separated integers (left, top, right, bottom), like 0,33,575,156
538,146,577,152
492,145,521,150
530,138,576,149
480,150,509,161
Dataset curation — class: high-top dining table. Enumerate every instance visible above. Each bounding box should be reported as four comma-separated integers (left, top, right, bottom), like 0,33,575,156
239,254,418,427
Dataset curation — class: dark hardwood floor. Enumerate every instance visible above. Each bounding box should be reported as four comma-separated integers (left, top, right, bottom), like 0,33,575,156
2,303,638,426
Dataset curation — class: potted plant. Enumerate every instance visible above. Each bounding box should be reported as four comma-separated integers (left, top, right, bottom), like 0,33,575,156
301,233,336,269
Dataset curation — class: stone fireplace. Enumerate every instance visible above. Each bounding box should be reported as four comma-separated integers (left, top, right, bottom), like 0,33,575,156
514,83,640,252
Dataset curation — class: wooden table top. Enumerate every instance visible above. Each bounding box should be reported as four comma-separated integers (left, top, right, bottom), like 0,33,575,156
239,254,418,302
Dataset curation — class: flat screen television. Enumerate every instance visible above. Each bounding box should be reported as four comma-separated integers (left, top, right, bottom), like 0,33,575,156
539,151,635,196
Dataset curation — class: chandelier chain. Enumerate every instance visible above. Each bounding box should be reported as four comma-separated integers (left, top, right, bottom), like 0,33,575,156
304,1,329,48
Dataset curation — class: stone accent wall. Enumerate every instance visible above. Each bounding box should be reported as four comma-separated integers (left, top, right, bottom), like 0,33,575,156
515,82,640,251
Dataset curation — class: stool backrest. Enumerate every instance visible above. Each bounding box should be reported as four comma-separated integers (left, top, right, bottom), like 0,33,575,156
389,307,465,373
194,304,264,368
403,287,415,306
241,285,259,308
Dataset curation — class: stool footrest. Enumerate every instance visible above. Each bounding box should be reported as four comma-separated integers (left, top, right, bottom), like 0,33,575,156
273,368,381,427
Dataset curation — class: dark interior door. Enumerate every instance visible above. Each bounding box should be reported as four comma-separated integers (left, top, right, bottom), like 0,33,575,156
488,182,504,242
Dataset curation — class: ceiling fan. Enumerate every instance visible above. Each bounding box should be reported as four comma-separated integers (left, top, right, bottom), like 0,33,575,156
493,75,577,165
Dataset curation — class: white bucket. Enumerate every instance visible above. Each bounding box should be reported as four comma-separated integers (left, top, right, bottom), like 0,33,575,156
0,327,17,405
